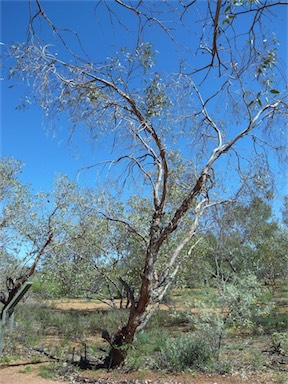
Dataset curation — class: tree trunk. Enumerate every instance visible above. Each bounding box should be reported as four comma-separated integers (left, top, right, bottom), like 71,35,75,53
105,270,154,368
104,315,138,367
104,217,163,368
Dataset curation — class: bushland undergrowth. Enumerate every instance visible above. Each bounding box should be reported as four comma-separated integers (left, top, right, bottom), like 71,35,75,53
2,285,287,378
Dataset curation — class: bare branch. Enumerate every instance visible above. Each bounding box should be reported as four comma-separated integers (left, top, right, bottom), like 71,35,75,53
98,212,148,246
118,276,135,309
31,0,92,63
211,0,222,67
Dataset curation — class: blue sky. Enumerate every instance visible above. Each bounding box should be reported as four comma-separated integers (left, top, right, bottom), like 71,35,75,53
1,1,124,192
0,1,184,192
0,1,287,210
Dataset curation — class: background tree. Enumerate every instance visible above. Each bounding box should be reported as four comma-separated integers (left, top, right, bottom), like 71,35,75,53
282,196,288,226
5,0,287,367
180,197,287,286
0,159,73,319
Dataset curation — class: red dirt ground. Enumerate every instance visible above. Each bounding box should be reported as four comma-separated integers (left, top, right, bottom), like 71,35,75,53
0,363,281,384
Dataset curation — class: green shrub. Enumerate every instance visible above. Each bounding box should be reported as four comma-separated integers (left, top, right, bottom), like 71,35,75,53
274,372,288,384
252,311,288,333
0,356,13,363
245,349,265,371
20,366,33,374
38,364,56,379
156,334,216,372
271,332,288,356
126,329,171,369
213,359,232,374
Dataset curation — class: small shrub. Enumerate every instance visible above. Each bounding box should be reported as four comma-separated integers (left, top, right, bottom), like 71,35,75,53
126,329,171,369
274,372,288,384
213,359,232,374
0,356,13,363
20,366,33,374
245,349,265,371
38,364,55,379
156,334,216,372
252,311,288,333
271,332,288,356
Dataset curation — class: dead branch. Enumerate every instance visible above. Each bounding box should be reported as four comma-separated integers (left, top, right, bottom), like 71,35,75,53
118,276,135,309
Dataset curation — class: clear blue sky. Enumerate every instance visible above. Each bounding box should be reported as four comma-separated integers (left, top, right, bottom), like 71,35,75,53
0,1,287,208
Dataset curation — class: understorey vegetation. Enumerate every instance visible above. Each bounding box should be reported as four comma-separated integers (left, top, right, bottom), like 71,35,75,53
1,283,287,381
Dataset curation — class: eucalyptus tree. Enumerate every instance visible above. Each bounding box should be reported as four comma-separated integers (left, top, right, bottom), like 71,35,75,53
192,197,287,286
6,0,287,367
282,196,288,225
0,159,76,319
40,188,133,302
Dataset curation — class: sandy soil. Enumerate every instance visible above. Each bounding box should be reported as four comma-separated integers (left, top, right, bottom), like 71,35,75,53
0,364,279,384
48,298,173,312
0,364,65,384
